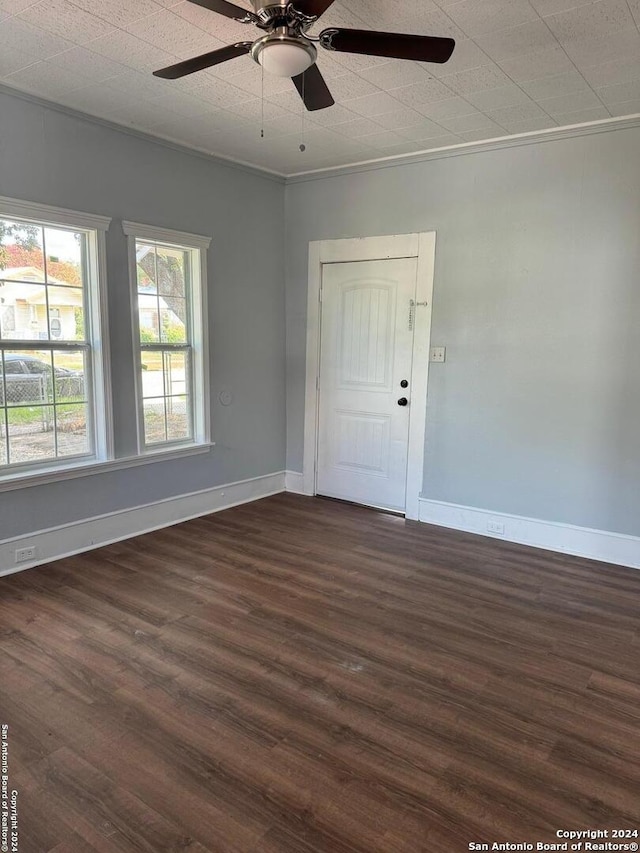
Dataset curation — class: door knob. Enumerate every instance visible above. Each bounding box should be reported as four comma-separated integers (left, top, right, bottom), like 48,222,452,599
400,379,408,388
397,397,408,406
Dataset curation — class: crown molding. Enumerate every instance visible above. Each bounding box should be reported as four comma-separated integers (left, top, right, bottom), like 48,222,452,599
2,82,639,185
0,83,286,184
285,113,640,184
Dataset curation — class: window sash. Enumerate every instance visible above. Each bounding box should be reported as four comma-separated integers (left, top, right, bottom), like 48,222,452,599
0,343,95,472
139,345,194,447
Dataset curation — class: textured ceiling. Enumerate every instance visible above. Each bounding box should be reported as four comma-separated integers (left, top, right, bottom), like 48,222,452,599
1,0,640,175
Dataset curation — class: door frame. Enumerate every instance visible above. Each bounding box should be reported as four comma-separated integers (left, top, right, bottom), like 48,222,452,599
302,232,436,520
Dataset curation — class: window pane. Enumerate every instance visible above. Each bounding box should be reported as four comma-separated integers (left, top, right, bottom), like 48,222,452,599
44,227,84,287
136,243,157,293
163,350,189,398
0,414,7,466
141,350,191,398
138,294,160,342
1,350,54,404
140,350,163,399
0,303,16,339
0,282,47,340
46,285,85,341
166,395,190,441
161,298,187,343
55,402,90,457
1,357,25,375
143,398,167,445
0,220,45,281
156,246,187,298
53,350,87,402
7,405,55,464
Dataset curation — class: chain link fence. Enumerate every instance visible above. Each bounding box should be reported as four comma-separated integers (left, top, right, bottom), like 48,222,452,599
0,375,84,405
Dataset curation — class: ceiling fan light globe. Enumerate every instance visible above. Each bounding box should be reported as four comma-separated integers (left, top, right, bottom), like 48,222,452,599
254,40,316,77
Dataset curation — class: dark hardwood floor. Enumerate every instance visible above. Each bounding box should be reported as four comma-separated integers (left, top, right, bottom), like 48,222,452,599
1,493,639,852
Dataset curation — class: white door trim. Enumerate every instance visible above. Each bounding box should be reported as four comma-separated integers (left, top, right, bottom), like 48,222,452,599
303,232,436,520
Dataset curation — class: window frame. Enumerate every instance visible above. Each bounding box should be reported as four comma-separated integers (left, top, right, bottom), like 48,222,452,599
123,221,211,455
0,196,113,481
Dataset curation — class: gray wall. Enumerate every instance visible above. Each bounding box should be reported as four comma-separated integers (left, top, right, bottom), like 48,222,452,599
0,89,286,541
3,87,638,545
285,127,640,536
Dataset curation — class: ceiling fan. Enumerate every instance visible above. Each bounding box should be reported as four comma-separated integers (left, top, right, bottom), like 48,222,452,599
153,0,456,111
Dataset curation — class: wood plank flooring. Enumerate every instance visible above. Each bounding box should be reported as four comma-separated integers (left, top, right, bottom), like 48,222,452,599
1,493,639,852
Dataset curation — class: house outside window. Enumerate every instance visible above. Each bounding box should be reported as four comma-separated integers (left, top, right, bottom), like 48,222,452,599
123,222,210,453
0,198,111,478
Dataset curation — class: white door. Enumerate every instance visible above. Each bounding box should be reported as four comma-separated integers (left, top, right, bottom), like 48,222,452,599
316,257,418,512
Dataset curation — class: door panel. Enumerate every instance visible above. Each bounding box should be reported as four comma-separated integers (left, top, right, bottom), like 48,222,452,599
334,411,390,476
317,257,418,512
339,284,394,389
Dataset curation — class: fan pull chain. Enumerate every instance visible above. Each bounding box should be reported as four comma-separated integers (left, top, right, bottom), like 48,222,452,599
260,63,265,138
300,71,306,152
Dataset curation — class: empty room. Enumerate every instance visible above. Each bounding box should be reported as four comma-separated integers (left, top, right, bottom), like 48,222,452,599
1,0,639,850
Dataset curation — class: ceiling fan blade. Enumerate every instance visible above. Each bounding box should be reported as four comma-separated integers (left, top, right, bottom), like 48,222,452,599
153,42,253,79
320,28,455,64
292,64,335,111
186,0,253,21
292,0,336,18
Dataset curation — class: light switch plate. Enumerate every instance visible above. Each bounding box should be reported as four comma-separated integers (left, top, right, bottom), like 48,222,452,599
430,346,446,363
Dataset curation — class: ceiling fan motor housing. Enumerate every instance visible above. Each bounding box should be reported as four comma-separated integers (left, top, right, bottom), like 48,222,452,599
251,1,317,30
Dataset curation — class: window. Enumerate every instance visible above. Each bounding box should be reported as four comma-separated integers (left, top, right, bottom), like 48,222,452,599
123,222,210,453
0,198,111,477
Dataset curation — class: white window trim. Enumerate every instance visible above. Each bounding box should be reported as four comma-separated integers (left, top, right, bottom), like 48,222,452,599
0,195,114,479
122,221,211,251
0,196,111,232
123,221,211,454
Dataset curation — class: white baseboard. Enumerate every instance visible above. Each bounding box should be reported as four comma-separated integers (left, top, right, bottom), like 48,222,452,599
418,497,640,570
285,470,306,494
0,471,285,576
6,476,636,578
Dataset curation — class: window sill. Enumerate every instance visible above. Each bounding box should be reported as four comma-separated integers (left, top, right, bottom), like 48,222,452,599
0,442,215,493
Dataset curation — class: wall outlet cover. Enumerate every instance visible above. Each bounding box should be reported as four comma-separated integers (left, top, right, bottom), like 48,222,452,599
15,546,37,563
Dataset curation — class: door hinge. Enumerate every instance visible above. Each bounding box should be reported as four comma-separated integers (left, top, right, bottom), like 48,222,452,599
319,287,323,303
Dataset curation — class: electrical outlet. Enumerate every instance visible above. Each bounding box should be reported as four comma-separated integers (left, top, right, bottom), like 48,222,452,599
486,521,505,536
15,546,36,563
430,346,446,363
